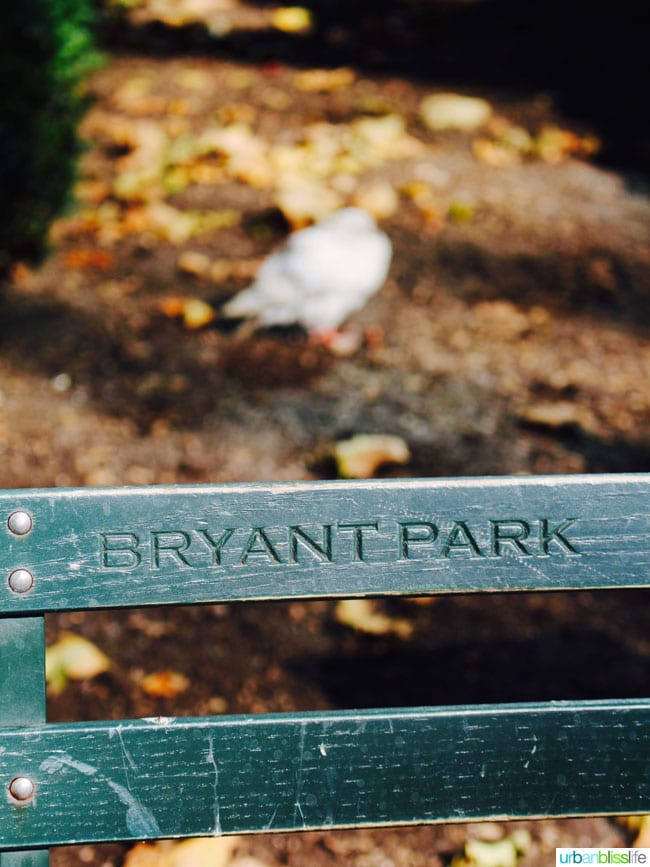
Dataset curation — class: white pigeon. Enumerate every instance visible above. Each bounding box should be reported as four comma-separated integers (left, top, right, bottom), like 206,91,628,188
221,208,392,335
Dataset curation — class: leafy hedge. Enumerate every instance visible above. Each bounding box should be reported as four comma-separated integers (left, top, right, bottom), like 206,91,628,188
0,0,101,272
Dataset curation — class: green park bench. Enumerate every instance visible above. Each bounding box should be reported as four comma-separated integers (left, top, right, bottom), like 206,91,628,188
2,474,650,864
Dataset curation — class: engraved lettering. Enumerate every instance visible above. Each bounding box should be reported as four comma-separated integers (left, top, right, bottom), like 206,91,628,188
196,528,236,565
440,521,484,558
239,528,282,564
398,521,438,559
100,533,141,569
539,518,579,555
98,513,582,575
490,520,532,556
289,525,332,563
151,531,192,567
338,522,379,561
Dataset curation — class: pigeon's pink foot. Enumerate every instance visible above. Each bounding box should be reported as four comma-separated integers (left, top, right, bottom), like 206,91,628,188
309,326,363,355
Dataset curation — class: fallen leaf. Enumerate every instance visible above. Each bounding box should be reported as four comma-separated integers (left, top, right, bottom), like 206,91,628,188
83,114,168,202
270,6,313,33
140,669,190,698
161,296,186,317
46,633,111,696
485,118,533,155
447,201,475,223
64,248,113,270
420,93,493,131
197,209,242,233
462,839,518,867
124,837,239,867
351,114,424,161
203,696,229,714
145,202,199,243
74,179,112,205
9,262,34,286
174,68,212,92
453,831,530,867
401,181,443,228
160,296,216,329
293,67,355,92
275,181,343,227
231,858,272,867
334,599,413,639
519,401,596,432
112,76,166,115
533,124,599,163
217,102,258,126
472,300,530,339
260,87,293,111
139,203,239,244
199,124,273,188
182,298,216,329
353,180,399,219
227,69,256,90
472,138,522,167
626,815,650,847
333,433,411,479
177,250,213,277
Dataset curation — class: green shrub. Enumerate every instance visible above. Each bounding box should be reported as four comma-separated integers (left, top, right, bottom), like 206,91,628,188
0,0,102,272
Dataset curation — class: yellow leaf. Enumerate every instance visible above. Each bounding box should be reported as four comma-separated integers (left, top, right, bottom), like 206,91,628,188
472,138,522,168
144,202,199,243
335,599,413,639
160,296,215,329
177,251,212,277
334,433,410,479
458,831,530,867
140,670,190,698
463,839,518,867
181,298,215,329
293,67,355,92
46,633,111,696
270,6,313,32
447,201,475,223
124,837,239,867
420,93,493,131
275,182,343,227
353,181,399,220
632,815,650,847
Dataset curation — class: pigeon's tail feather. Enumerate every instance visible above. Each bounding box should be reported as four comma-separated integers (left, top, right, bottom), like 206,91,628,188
221,287,260,319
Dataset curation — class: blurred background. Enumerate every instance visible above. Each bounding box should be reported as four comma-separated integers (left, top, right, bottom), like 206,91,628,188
1,1,649,864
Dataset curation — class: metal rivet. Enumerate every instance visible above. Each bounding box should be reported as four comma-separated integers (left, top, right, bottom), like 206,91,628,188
9,776,35,802
7,511,33,536
8,569,34,594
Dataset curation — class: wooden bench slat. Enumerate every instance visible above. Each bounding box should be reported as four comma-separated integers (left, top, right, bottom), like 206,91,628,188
2,699,650,848
2,475,650,614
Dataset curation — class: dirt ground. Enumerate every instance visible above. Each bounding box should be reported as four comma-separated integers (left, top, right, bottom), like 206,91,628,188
2,0,650,864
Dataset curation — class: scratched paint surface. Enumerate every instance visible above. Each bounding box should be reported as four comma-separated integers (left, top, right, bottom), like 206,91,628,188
1,475,650,614
1,701,650,848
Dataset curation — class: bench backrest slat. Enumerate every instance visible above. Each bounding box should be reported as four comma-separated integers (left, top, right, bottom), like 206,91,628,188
2,474,649,614
2,699,650,848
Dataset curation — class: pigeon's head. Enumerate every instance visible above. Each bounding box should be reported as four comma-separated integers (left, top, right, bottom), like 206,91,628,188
324,207,378,234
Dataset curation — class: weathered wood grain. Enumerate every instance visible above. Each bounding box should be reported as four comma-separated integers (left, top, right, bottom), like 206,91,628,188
1,700,650,848
2,475,649,613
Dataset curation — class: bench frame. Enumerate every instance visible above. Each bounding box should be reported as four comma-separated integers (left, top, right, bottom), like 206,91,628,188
2,474,650,862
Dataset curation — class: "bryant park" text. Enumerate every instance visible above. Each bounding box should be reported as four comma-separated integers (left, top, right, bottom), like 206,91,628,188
99,517,580,570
